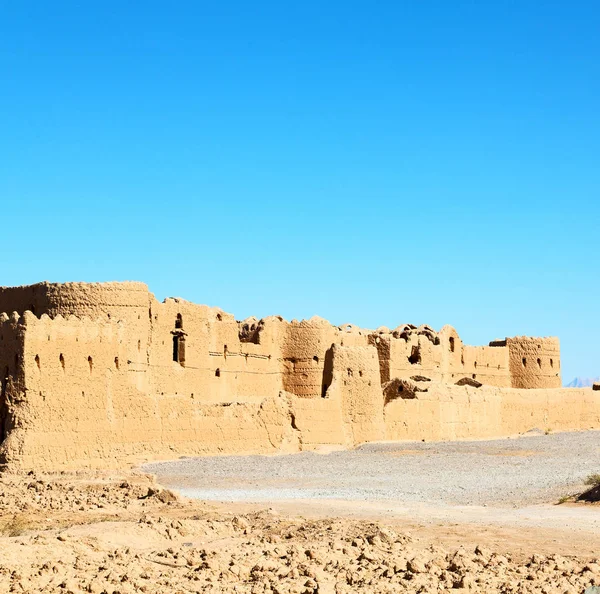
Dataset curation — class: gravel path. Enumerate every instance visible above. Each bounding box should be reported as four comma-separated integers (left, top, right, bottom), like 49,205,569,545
142,430,600,507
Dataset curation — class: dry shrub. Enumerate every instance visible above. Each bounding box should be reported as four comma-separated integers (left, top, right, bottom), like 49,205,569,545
0,513,33,537
584,473,600,486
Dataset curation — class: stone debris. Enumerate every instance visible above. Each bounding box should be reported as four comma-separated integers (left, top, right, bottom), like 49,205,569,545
0,471,599,593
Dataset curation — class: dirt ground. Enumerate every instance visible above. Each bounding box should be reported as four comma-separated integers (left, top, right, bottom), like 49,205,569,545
0,470,599,593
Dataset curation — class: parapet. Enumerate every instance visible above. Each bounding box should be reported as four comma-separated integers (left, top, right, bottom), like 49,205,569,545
0,281,150,322
505,336,561,389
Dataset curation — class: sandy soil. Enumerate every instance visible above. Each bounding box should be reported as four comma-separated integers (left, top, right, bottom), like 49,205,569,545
0,469,599,593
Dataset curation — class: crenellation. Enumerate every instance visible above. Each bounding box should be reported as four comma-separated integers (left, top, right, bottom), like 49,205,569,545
0,280,593,470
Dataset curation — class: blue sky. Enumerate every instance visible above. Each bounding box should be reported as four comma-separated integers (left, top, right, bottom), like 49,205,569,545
1,1,598,382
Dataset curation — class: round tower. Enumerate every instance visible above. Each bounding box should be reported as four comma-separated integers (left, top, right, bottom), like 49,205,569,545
506,336,561,389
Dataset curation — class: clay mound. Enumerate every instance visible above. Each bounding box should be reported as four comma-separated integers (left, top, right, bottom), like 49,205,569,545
577,484,600,502
392,323,440,345
456,377,483,388
392,324,416,341
383,377,429,404
238,317,262,343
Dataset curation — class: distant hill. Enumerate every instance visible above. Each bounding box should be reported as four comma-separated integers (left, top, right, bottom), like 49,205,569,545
565,377,600,388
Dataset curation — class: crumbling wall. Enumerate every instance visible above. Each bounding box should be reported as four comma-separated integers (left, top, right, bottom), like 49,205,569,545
456,345,511,387
287,391,347,450
384,383,503,441
384,383,600,441
0,281,149,327
282,318,338,398
327,343,385,445
0,280,587,471
146,298,285,405
0,313,26,460
1,311,295,470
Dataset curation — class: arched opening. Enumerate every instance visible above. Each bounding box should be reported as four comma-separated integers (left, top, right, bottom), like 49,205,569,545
313,356,319,364
347,368,353,377
173,334,186,366
537,358,542,368
449,337,455,353
223,345,228,359
522,357,527,367
35,355,40,370
217,313,222,321
88,356,93,374
474,361,478,368
175,314,183,329
550,358,554,368
137,340,141,352
114,357,119,370
215,368,221,377
59,353,65,371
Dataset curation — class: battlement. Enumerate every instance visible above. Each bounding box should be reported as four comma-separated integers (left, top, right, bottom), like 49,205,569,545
0,281,576,471
0,282,563,393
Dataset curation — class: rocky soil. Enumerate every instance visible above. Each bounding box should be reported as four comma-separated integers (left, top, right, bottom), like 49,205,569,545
0,471,599,593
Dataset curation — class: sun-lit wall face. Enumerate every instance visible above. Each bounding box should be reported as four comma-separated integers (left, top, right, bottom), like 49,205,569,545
506,336,562,389
0,281,580,471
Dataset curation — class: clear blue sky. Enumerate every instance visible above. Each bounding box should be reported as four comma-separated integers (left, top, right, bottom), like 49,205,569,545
1,1,598,382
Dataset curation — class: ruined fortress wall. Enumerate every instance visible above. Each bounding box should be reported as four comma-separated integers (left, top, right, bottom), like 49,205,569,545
384,385,504,442
0,282,149,325
384,385,600,442
282,320,338,398
2,309,598,470
388,335,444,381
507,337,561,389
371,330,512,388
146,298,285,405
327,344,385,445
1,311,297,469
288,391,347,449
456,345,511,387
0,314,25,449
8,312,136,467
0,281,585,470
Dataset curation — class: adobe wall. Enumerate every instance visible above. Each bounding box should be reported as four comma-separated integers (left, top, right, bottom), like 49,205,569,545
1,312,300,469
326,344,385,445
506,337,562,388
0,281,149,326
281,320,369,398
0,280,587,471
370,325,512,388
384,384,600,442
0,314,25,449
